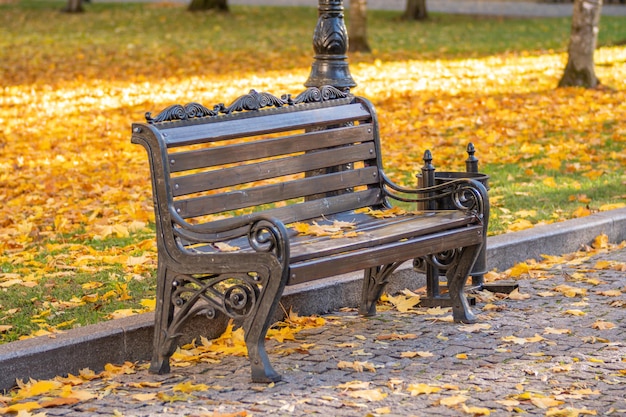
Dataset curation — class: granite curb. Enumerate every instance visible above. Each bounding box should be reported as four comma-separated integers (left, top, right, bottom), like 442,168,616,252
1,207,625,391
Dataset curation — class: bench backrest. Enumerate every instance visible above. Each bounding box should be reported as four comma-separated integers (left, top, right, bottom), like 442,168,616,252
131,87,387,232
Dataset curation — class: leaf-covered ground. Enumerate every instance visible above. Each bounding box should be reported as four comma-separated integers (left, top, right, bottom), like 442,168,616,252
1,2,625,341
1,236,624,416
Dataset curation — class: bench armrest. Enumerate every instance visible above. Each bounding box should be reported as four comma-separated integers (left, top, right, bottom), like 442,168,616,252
172,215,290,262
380,171,489,221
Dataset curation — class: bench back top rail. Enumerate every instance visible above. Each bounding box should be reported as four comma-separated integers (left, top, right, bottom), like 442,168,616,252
131,87,389,233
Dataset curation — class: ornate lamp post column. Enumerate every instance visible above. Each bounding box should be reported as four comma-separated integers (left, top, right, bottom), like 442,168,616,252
305,0,357,91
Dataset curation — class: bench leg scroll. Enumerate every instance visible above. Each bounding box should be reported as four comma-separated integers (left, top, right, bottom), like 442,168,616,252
446,243,481,324
243,267,289,383
148,260,288,383
150,262,179,375
359,262,403,317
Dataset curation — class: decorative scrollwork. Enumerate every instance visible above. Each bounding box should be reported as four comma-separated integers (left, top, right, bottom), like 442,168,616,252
145,86,352,124
291,85,348,104
145,102,218,124
415,249,459,272
249,219,288,262
222,89,288,114
449,182,484,214
224,284,254,316
171,273,261,322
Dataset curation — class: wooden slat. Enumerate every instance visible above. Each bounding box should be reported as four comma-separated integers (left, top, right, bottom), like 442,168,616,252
169,124,374,173
288,211,476,263
162,103,372,147
171,143,377,197
174,166,380,218
288,226,483,284
177,188,384,238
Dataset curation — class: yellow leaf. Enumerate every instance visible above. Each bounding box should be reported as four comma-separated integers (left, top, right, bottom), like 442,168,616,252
592,234,609,249
0,401,42,414
459,323,491,333
425,306,450,316
596,289,621,297
593,260,612,270
16,379,62,399
551,364,572,373
507,218,534,232
132,393,157,401
107,308,139,320
582,170,604,181
554,284,587,298
531,396,564,409
407,383,441,396
501,335,528,345
81,293,99,303
564,309,586,316
572,206,591,218
440,394,469,406
337,380,370,390
591,320,615,330
81,281,103,290
461,404,491,415
508,262,530,278
544,327,571,335
102,362,135,377
172,381,209,393
599,202,625,211
385,293,421,312
346,389,387,402
508,288,531,300
456,353,468,360
401,351,433,358
542,177,558,188
337,360,376,373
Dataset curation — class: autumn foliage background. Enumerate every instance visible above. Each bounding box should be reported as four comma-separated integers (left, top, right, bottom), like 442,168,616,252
1,1,626,340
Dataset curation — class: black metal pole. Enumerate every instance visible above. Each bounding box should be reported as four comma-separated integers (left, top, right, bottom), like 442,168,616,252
305,0,357,91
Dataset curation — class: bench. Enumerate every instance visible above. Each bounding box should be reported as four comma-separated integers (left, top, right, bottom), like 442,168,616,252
131,86,489,383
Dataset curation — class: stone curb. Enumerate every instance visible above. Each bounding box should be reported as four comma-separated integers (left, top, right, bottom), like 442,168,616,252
1,207,625,391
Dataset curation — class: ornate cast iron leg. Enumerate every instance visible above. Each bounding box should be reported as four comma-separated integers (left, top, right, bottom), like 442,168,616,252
446,244,481,324
150,261,177,374
243,267,289,383
359,262,402,317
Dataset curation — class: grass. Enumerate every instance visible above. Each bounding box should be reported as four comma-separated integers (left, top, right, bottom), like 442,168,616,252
1,0,625,343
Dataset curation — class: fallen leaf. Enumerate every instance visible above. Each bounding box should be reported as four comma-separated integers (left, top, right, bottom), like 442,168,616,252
346,389,387,402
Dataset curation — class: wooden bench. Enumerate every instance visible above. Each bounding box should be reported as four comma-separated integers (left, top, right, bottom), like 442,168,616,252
131,86,489,383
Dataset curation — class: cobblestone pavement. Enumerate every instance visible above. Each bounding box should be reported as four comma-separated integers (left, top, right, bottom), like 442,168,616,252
14,245,626,416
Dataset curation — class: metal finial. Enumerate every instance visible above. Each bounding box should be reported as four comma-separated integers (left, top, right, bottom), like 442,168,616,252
465,143,478,173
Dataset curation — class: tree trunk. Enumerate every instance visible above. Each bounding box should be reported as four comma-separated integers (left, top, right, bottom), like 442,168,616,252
558,0,602,88
62,0,84,13
403,0,428,20
348,0,371,53
188,0,229,12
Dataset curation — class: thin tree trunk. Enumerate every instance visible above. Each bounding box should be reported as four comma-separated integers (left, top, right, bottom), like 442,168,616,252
62,0,84,13
403,0,428,20
188,0,229,12
558,0,602,88
348,0,371,53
